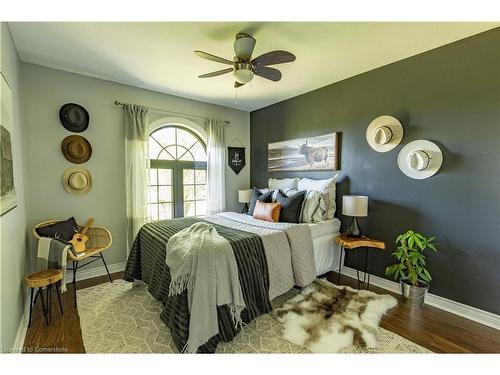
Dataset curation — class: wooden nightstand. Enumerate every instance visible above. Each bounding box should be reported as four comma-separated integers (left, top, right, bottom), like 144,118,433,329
336,234,385,290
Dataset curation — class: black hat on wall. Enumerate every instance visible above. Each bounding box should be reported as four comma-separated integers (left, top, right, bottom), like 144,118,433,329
59,103,89,132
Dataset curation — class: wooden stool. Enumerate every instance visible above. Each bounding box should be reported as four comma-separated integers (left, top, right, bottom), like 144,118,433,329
25,269,64,327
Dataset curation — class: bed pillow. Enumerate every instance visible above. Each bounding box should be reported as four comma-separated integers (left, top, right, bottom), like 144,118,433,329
248,188,273,215
300,190,327,223
297,175,337,219
35,217,78,241
268,177,298,190
280,188,300,197
276,190,306,223
253,201,281,222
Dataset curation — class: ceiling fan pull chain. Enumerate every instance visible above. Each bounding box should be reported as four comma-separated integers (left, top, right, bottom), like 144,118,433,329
234,86,238,104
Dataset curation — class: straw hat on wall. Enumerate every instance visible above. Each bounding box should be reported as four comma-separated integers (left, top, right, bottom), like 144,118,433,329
366,115,404,152
63,167,92,195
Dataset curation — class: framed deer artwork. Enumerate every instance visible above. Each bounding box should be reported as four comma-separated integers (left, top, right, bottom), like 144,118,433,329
268,132,339,172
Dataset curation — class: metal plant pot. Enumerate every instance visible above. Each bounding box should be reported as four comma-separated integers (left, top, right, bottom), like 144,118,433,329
400,278,429,307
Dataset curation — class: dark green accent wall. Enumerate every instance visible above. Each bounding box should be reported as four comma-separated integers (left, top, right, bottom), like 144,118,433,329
250,28,500,314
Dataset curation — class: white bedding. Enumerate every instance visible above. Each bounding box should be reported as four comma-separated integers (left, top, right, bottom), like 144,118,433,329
308,218,341,239
313,233,342,276
309,218,342,276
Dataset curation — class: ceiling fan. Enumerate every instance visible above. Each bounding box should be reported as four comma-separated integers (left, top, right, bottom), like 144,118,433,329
195,33,296,88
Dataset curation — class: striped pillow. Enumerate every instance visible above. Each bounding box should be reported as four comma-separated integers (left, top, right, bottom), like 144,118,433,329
300,190,327,223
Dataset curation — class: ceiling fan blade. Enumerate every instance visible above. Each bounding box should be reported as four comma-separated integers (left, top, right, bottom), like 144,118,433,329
234,33,256,61
254,66,282,82
194,50,234,65
199,68,233,78
234,81,245,88
251,50,296,67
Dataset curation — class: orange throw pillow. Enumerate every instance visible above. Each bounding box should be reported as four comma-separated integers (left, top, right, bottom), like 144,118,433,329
253,200,281,222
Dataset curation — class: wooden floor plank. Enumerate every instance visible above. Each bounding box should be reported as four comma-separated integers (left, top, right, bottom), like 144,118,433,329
22,271,500,354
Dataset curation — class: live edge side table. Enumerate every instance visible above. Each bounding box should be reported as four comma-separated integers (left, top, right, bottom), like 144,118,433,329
335,234,385,290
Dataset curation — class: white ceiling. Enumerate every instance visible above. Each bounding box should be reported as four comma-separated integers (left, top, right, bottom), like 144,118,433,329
9,22,498,111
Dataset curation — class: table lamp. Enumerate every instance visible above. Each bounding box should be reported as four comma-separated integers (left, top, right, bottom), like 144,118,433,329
342,195,368,237
238,189,252,213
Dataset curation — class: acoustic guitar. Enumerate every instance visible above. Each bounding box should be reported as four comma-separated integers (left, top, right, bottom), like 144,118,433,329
70,217,94,253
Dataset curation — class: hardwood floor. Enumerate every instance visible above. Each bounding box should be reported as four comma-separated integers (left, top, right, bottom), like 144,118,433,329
22,272,123,353
326,272,500,353
22,271,500,354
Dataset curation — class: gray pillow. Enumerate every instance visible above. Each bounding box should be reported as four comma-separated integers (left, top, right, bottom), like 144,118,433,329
276,190,306,223
248,188,273,215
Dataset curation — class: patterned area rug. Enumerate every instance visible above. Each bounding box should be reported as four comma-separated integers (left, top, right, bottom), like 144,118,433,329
77,279,431,353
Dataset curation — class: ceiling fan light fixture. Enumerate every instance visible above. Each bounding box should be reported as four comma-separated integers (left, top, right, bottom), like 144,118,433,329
234,33,256,61
195,34,294,87
233,62,254,84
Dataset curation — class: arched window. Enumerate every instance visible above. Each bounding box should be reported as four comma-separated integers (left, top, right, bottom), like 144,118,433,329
148,125,207,220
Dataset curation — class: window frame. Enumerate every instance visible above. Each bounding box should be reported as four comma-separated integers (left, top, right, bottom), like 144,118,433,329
148,118,208,219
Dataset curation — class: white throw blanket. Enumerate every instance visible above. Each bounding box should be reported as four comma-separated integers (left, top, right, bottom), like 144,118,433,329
165,222,246,353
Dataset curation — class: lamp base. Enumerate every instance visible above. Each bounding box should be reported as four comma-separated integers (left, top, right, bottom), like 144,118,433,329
346,217,362,237
241,203,249,214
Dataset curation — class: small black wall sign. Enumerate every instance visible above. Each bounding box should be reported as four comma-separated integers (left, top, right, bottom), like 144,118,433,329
228,147,246,175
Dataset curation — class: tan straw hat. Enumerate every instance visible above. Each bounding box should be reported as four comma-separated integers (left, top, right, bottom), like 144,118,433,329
366,115,404,152
63,168,92,195
61,135,92,164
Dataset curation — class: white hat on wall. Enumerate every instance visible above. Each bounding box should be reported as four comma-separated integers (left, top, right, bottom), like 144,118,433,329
397,140,443,179
366,115,404,152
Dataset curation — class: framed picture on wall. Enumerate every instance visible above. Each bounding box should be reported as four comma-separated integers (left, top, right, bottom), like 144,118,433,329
268,132,339,172
0,73,17,216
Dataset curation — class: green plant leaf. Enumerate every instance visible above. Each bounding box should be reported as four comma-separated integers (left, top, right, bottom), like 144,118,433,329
414,236,424,250
427,243,437,252
422,268,432,281
408,236,415,249
418,271,430,283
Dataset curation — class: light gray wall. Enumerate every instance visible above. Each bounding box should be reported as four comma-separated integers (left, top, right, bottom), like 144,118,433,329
0,23,30,350
21,63,250,270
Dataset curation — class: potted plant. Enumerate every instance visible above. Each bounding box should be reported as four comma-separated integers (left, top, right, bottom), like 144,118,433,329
385,230,438,307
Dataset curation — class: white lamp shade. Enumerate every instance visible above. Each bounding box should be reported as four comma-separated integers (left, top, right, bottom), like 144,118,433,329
238,189,252,203
342,195,368,217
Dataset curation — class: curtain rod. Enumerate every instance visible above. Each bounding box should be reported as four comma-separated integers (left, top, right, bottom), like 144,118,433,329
114,100,230,125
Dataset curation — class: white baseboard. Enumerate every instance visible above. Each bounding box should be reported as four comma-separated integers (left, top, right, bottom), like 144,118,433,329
11,297,29,353
340,266,500,330
11,261,127,353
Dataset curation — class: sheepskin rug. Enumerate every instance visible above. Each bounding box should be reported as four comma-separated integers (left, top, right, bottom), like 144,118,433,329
273,279,397,353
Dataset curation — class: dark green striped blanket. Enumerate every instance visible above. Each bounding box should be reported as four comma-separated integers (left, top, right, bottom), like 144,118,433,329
123,217,272,353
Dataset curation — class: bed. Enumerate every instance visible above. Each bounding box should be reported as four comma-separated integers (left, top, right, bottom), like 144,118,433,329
123,212,342,353
309,218,342,275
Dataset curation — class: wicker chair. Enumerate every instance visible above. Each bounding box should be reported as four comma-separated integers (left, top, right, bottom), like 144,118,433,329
33,220,113,307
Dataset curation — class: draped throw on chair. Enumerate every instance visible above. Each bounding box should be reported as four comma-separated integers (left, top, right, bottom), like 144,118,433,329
207,119,226,215
124,104,151,251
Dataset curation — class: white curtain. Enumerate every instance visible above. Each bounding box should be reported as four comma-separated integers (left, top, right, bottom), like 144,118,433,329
207,119,226,214
124,104,151,251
